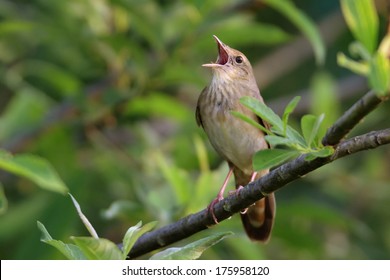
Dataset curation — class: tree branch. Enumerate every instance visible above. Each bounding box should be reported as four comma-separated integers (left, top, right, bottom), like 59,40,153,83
322,90,388,146
128,128,390,259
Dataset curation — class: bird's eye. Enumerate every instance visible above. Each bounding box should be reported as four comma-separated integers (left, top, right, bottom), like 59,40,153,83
235,56,243,64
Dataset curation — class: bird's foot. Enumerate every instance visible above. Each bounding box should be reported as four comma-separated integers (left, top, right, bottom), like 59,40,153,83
207,195,224,224
228,186,248,214
207,168,234,224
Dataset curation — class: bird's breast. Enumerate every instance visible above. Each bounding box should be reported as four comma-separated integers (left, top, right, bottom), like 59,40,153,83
200,91,267,175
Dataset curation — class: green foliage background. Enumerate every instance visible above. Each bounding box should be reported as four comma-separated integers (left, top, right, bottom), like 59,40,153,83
1,0,390,259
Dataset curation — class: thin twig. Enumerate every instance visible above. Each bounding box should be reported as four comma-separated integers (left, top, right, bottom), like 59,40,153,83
322,90,388,146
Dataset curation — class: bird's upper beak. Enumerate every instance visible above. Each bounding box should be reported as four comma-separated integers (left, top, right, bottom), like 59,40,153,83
202,35,229,68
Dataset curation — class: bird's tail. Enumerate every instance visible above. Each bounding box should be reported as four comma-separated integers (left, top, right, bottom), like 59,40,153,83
233,169,276,242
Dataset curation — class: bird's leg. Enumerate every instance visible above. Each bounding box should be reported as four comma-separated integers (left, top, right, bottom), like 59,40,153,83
235,172,258,214
207,167,234,224
249,171,258,182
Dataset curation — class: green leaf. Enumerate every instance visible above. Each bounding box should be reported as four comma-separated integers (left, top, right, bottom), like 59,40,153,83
122,221,157,258
239,96,283,133
263,0,325,64
265,135,300,149
69,194,99,239
0,151,68,194
122,221,140,256
71,237,123,260
231,111,270,135
305,146,334,161
337,52,369,75
285,126,307,147
282,96,301,134
253,149,300,170
0,183,8,215
150,232,233,260
314,146,334,158
369,52,390,96
239,96,306,146
378,34,390,58
37,221,86,260
301,114,324,148
349,41,371,61
341,0,379,54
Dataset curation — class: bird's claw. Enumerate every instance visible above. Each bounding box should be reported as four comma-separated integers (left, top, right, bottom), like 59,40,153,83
207,196,223,224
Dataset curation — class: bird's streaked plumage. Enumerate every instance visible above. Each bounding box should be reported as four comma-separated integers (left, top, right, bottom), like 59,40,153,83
196,35,276,242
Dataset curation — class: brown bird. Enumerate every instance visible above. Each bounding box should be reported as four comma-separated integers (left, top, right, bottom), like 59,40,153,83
196,35,276,242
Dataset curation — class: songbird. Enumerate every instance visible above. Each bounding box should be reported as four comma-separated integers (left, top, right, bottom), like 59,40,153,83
196,35,275,242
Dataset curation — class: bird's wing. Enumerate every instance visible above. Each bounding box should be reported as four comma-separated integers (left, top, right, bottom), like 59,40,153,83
195,87,207,128
195,104,202,127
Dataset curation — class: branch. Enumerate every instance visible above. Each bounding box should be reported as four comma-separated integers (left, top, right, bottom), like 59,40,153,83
322,90,388,146
128,128,390,259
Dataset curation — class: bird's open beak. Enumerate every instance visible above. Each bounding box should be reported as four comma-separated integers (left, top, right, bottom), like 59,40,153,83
202,35,229,68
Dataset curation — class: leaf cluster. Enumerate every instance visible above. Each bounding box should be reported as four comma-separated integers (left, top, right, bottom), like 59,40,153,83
233,96,334,170
38,195,231,260
338,0,390,96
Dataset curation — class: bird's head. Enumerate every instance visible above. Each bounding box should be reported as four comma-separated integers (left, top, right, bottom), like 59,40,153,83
203,35,255,82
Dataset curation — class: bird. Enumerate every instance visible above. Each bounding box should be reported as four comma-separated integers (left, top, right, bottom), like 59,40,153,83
196,35,276,242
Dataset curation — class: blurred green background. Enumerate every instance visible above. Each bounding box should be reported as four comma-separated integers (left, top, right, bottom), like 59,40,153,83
1,0,390,260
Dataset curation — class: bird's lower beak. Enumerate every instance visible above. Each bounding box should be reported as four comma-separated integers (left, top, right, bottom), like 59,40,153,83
202,35,229,68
